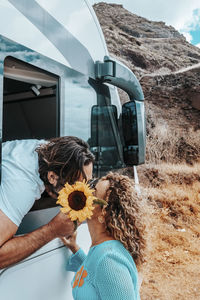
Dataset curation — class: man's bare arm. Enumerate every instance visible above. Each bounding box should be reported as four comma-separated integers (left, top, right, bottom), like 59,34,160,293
0,210,74,269
0,210,18,247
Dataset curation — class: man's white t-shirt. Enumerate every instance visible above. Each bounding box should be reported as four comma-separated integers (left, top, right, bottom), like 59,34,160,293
0,139,45,226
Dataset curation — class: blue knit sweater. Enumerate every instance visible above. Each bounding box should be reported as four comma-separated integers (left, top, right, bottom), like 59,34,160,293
66,240,140,300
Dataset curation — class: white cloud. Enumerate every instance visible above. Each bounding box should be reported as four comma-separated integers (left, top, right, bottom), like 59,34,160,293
196,43,200,48
90,0,200,32
181,32,193,43
179,8,200,40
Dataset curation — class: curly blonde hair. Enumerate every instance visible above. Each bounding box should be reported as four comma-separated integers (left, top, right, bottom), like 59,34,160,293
101,172,146,267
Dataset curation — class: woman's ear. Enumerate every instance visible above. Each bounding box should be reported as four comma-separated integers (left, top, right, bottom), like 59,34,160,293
98,215,105,224
47,171,59,187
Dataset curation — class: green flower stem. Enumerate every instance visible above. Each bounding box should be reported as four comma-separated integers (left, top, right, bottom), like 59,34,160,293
93,198,107,207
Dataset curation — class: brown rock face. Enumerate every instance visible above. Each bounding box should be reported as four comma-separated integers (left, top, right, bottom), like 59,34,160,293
94,3,200,164
94,3,200,77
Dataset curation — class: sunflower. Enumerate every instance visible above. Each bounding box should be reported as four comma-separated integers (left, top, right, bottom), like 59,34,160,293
56,180,107,222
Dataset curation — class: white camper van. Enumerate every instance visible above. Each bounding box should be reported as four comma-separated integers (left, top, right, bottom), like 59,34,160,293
0,1,145,299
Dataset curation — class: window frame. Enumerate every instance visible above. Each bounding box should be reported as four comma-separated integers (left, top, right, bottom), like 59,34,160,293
3,56,60,142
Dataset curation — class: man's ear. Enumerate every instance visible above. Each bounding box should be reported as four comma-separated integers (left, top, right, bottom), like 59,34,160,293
47,171,59,187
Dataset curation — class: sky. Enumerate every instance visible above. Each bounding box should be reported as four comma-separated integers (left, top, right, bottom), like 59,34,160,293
89,0,200,48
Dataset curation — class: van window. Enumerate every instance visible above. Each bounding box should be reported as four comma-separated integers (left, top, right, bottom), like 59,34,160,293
3,56,59,211
3,56,59,141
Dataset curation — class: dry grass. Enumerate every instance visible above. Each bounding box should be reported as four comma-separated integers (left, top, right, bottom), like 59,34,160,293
145,102,200,164
146,124,200,164
136,163,200,300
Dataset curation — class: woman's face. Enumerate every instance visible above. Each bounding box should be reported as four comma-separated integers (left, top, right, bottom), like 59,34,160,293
87,179,109,221
94,179,110,200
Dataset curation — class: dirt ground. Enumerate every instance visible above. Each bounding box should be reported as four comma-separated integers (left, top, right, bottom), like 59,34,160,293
136,163,200,300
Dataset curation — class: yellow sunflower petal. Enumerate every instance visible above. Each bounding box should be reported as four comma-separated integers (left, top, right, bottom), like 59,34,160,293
73,181,95,197
87,211,93,219
83,208,93,219
84,204,94,213
58,189,68,200
86,196,96,206
64,182,74,193
69,211,78,221
77,213,87,222
82,206,94,217
57,189,69,204
69,210,82,222
60,207,71,214
57,195,70,208
74,182,86,192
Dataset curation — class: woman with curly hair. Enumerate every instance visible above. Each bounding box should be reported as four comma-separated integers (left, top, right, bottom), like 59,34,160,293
62,172,147,300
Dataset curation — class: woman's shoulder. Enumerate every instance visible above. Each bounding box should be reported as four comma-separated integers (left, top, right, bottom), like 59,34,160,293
91,240,137,271
92,240,139,292
92,240,130,255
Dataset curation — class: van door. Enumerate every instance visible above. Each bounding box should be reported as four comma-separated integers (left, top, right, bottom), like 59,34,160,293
0,209,91,300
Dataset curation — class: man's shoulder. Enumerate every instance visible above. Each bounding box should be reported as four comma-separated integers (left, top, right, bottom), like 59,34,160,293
0,139,46,226
2,139,46,185
2,139,46,166
2,139,45,152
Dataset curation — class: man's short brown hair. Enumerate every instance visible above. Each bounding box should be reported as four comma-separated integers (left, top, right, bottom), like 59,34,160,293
36,136,94,190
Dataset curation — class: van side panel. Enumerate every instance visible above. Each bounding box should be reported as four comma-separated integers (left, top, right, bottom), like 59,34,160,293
0,0,108,77
0,223,91,300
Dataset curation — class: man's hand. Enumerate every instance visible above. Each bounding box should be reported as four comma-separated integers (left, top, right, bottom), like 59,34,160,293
61,231,80,254
48,212,75,238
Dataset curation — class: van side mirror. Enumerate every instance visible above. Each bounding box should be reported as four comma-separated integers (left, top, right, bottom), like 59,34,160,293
122,101,146,165
95,56,146,166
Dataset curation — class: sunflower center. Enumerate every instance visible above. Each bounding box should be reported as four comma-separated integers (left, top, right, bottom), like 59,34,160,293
68,191,86,211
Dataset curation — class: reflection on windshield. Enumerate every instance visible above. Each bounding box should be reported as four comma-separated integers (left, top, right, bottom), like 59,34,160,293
90,105,124,173
91,105,117,147
62,77,96,142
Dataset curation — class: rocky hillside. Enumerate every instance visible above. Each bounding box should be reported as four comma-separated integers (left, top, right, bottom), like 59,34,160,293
94,3,200,164
94,3,200,77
